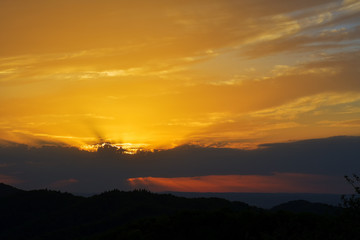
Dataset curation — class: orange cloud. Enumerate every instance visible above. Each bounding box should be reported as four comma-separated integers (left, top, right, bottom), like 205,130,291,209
128,173,347,194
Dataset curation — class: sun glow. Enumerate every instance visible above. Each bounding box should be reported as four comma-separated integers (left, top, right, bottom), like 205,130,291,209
80,142,150,155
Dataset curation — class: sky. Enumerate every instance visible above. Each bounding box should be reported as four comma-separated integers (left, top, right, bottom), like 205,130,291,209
0,0,360,193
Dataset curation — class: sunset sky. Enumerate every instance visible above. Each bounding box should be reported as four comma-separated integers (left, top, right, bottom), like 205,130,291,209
0,0,360,193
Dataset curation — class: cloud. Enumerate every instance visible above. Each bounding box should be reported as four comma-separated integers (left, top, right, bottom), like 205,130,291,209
319,119,360,127
0,0,359,157
250,92,360,120
0,136,359,193
1,48,359,148
243,26,360,58
241,0,360,58
0,0,351,60
127,173,347,193
0,174,22,185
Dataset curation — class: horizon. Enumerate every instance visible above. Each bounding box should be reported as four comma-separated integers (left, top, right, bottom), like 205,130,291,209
0,181,346,209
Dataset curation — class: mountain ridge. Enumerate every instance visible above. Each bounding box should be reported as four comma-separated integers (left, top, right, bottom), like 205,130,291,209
0,183,353,240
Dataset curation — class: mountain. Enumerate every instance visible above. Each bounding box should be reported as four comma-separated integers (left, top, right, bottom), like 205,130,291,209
271,200,342,215
0,182,24,197
0,187,254,240
165,192,343,208
0,184,358,240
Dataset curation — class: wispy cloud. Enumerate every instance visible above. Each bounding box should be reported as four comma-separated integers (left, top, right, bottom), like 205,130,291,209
0,0,359,148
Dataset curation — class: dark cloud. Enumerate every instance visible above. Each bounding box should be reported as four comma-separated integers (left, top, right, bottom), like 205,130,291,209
0,136,359,193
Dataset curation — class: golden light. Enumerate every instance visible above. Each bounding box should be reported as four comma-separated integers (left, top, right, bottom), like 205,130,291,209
80,142,150,155
0,0,359,150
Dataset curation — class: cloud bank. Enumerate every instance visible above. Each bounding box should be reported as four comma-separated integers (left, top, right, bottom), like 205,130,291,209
0,136,358,193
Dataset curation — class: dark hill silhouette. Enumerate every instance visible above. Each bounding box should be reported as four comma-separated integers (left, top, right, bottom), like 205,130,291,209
271,200,342,215
0,186,254,240
0,184,358,240
0,182,24,197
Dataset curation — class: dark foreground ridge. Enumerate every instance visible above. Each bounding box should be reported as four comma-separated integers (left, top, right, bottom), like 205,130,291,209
0,183,358,240
0,182,24,197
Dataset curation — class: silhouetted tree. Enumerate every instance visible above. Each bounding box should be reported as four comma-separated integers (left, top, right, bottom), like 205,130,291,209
342,174,360,212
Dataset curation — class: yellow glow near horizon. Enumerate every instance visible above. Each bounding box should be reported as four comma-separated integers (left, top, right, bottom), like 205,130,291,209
79,142,150,154
0,0,360,149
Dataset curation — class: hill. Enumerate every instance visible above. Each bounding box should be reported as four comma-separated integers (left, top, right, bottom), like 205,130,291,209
0,184,253,239
0,184,358,240
0,182,24,197
166,191,343,208
271,200,342,215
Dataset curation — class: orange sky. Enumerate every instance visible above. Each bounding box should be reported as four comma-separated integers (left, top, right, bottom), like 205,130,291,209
1,0,360,150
